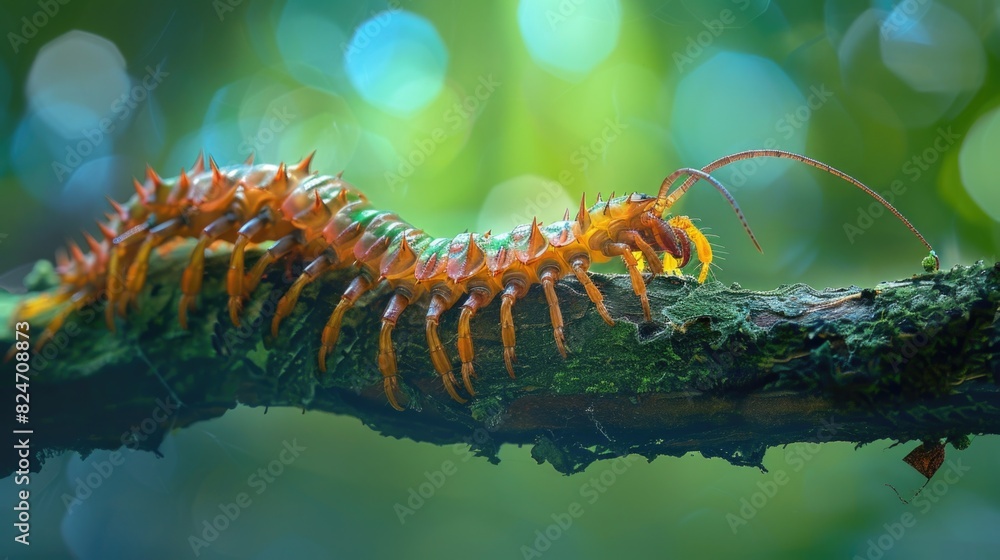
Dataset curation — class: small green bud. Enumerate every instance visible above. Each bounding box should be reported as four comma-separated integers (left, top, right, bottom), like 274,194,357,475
921,251,939,273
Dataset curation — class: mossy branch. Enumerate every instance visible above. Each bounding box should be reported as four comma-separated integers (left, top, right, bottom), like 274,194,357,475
2,253,998,475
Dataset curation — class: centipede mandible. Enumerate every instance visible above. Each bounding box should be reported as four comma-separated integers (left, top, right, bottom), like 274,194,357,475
5,149,939,410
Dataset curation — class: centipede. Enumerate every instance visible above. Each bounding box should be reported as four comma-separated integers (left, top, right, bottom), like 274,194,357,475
5,149,939,410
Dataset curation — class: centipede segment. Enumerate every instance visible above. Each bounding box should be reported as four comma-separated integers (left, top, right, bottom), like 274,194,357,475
6,149,939,409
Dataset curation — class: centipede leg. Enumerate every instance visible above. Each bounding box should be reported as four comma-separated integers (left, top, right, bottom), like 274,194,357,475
119,218,182,316
179,213,238,329
425,290,464,403
540,267,569,357
668,216,713,283
104,245,125,331
27,291,94,358
227,215,268,326
318,273,373,372
569,257,613,326
271,252,336,337
457,289,495,396
377,291,410,411
500,280,526,378
244,234,299,297
603,241,652,321
3,291,74,362
10,291,73,324
618,230,664,276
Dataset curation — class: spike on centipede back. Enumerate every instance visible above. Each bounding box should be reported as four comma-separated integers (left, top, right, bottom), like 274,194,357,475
5,149,939,410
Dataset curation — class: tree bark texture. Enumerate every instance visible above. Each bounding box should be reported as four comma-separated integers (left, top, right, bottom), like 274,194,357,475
1,251,997,475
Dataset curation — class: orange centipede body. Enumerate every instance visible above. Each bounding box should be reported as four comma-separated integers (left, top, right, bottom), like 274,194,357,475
5,149,939,411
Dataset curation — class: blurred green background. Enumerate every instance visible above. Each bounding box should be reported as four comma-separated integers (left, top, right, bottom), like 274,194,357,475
0,0,998,558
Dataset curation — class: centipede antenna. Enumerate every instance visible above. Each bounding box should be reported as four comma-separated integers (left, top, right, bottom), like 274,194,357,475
659,149,938,269
654,167,762,253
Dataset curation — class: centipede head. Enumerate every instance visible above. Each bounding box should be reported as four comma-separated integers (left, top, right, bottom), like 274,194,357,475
580,192,697,272
580,167,762,283
629,193,698,268
650,165,764,255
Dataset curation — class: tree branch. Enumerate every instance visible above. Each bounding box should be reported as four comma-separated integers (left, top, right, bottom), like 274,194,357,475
3,252,998,475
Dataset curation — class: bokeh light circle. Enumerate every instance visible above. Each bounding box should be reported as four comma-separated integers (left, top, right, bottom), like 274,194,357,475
26,30,129,138
518,0,622,76
838,7,985,129
344,10,448,115
958,106,1000,222
879,3,985,97
62,156,129,214
670,51,811,189
476,174,576,234
276,0,349,92
9,109,117,214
